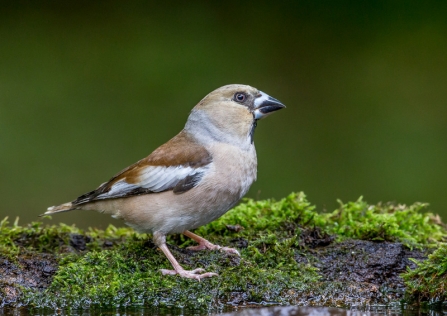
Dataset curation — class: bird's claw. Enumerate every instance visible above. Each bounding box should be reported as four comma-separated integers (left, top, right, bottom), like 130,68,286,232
187,243,240,257
160,268,218,280
220,246,240,257
186,244,209,251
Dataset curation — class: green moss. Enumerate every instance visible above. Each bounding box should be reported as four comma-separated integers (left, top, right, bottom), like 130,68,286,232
195,192,316,237
0,217,137,256
1,192,447,309
0,217,80,259
315,198,447,249
26,237,318,309
195,193,447,249
402,243,447,303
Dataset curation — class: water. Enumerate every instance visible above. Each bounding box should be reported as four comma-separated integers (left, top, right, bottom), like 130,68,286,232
2,305,446,316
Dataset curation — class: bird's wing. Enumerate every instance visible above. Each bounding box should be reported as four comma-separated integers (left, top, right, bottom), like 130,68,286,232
73,131,212,205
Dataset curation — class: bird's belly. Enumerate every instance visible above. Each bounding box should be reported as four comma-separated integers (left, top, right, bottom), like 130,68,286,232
119,186,247,235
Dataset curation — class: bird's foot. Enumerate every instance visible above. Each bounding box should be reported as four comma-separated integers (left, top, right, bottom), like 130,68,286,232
160,267,218,280
187,241,240,256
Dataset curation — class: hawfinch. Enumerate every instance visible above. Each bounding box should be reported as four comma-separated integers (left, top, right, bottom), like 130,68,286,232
44,84,285,280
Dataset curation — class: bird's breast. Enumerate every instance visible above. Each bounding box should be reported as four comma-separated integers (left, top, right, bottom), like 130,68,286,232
197,142,257,211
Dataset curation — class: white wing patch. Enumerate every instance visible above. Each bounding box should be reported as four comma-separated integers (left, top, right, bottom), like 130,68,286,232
100,180,139,198
96,165,208,199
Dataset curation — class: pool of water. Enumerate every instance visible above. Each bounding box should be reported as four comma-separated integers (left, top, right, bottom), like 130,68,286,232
2,305,446,316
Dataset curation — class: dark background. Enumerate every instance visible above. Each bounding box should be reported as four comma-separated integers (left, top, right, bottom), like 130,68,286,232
1,1,446,229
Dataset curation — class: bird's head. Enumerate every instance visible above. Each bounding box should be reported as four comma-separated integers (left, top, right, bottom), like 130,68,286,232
186,84,285,146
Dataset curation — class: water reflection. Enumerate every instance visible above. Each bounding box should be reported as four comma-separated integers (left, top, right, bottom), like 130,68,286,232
221,306,447,316
2,305,447,316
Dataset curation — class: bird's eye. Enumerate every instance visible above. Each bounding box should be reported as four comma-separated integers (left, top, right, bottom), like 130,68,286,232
234,93,246,103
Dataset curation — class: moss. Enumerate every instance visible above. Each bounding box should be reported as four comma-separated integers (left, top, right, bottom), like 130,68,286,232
25,238,319,309
315,197,447,249
1,192,447,310
195,192,316,237
0,217,81,257
0,217,137,256
402,243,447,304
195,193,447,249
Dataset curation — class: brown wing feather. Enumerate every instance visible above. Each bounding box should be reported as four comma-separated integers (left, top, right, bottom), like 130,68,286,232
73,131,212,205
121,130,212,184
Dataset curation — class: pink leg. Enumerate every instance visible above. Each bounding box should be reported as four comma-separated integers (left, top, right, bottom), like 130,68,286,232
183,230,240,256
154,232,218,280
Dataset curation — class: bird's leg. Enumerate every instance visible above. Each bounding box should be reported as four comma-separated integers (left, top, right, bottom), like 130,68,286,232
153,232,218,280
183,230,240,256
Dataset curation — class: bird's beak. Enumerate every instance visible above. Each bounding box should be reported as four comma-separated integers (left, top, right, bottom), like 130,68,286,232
253,91,286,120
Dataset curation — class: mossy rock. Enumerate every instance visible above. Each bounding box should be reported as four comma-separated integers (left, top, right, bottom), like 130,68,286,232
1,192,446,311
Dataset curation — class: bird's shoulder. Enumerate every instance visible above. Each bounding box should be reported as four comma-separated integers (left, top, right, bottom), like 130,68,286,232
142,130,213,169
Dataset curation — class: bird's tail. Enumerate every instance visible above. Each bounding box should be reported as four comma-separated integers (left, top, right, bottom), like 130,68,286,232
39,202,77,217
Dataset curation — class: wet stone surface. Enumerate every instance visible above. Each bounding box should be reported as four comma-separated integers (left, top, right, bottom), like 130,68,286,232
299,227,335,248
69,233,92,251
293,239,427,305
312,240,426,287
0,253,58,307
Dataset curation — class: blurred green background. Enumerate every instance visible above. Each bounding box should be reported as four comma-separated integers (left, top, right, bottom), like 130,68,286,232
1,1,446,229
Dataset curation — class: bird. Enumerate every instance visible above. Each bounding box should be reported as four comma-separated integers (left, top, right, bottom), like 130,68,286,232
43,84,285,280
